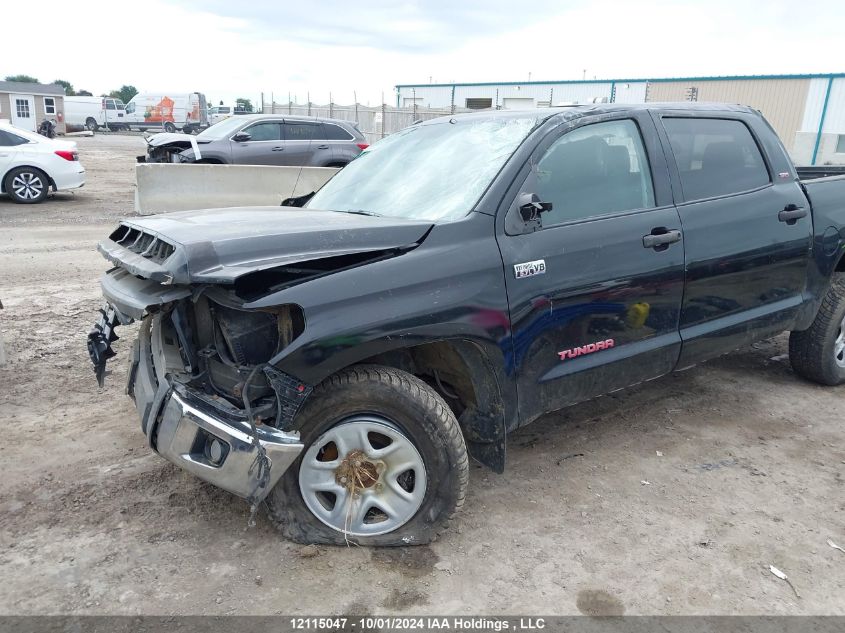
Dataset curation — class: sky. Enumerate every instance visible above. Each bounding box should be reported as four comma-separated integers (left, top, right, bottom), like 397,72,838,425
1,0,843,107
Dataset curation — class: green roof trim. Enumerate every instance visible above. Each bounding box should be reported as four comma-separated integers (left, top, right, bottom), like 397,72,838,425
396,73,845,90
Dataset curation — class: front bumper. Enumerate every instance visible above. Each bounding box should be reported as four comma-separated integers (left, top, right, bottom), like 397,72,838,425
155,387,303,500
127,314,303,502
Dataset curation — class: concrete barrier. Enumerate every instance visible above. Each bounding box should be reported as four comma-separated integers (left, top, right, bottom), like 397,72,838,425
135,163,339,215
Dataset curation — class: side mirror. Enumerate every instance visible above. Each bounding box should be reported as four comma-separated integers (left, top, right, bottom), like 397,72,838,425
232,132,251,143
518,192,552,221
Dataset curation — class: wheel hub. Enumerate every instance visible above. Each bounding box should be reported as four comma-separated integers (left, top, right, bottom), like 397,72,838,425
335,449,382,490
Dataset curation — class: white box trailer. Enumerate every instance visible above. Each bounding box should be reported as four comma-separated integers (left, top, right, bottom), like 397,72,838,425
124,92,209,133
65,96,127,132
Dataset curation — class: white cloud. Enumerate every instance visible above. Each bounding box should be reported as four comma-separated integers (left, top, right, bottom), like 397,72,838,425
1,0,842,107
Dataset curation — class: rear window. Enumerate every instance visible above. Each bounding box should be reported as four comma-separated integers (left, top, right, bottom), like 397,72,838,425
0,129,29,146
663,118,770,200
323,123,354,140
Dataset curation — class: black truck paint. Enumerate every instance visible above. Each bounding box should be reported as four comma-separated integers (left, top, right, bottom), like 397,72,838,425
89,103,845,544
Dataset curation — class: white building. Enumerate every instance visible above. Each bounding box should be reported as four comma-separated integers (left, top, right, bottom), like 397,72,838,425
396,73,845,165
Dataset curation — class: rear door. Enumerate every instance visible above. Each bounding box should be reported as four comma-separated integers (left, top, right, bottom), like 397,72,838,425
322,121,357,164
229,120,284,165
497,112,685,424
279,121,333,166
0,129,25,175
653,112,813,366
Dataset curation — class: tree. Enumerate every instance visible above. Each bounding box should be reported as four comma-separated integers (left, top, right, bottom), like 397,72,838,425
5,74,39,83
108,85,138,104
235,98,253,113
53,79,75,96
77,90,93,96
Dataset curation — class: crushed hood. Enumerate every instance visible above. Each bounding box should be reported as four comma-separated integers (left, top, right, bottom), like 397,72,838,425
144,132,210,148
98,207,433,285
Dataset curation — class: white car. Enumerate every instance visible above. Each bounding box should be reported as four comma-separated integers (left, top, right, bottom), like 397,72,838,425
0,122,86,203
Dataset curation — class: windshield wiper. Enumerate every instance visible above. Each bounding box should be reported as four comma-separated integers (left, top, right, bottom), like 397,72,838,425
343,209,383,217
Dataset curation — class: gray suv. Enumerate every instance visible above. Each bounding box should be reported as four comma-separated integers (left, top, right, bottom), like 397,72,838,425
143,114,369,166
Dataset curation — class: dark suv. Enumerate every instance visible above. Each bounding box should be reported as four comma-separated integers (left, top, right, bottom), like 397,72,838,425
143,114,369,166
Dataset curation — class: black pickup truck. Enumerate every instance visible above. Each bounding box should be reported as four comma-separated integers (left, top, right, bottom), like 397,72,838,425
88,103,845,546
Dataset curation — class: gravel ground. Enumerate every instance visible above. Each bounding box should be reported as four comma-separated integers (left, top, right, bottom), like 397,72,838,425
0,134,843,616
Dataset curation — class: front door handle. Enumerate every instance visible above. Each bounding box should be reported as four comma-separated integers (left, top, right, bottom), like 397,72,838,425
271,147,284,151
643,229,682,250
316,144,329,150
778,204,807,224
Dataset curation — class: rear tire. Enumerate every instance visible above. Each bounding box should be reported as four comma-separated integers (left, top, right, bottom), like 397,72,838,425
4,166,50,204
265,365,469,546
85,117,98,132
789,275,845,385
164,122,176,133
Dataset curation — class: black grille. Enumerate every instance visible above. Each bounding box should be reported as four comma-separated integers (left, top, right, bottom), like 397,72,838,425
109,225,175,264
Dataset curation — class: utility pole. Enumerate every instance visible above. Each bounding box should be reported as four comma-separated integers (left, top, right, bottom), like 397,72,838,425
353,90,359,124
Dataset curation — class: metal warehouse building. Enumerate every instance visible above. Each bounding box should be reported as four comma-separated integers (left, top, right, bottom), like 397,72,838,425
396,73,845,165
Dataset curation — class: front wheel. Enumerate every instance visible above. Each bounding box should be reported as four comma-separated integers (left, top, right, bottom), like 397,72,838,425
163,122,176,133
789,275,845,385
265,365,469,546
4,166,50,203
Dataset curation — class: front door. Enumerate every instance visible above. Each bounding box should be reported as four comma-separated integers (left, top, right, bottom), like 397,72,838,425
497,113,685,425
10,95,36,131
229,120,284,165
654,113,814,366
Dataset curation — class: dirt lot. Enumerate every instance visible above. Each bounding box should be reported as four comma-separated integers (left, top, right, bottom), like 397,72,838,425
0,134,843,616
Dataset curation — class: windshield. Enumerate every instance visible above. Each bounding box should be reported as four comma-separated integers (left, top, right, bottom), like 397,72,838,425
307,115,540,222
197,116,245,140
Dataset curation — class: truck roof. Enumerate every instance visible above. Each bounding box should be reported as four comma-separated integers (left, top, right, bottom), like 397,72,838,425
426,102,758,126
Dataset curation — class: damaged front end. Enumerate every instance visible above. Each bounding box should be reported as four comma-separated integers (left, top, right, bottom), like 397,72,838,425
138,132,203,164
88,269,311,507
87,209,432,507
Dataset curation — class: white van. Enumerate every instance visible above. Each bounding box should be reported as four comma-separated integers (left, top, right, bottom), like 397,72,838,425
124,92,209,133
208,104,235,125
65,96,127,132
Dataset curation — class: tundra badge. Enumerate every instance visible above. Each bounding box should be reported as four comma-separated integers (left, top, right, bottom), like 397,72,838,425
514,259,546,279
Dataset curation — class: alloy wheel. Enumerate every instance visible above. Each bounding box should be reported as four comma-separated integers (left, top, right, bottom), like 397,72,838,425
12,172,45,200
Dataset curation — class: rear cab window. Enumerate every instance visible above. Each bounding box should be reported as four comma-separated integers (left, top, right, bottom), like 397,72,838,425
662,117,771,201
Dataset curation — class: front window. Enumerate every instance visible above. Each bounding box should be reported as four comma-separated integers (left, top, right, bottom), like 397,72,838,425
197,116,248,140
44,97,56,115
308,115,540,222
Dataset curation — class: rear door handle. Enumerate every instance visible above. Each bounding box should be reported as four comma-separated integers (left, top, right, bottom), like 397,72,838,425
778,204,807,224
271,147,284,151
316,144,329,150
643,229,682,250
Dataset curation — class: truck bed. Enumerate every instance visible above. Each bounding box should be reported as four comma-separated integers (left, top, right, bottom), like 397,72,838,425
797,165,845,180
